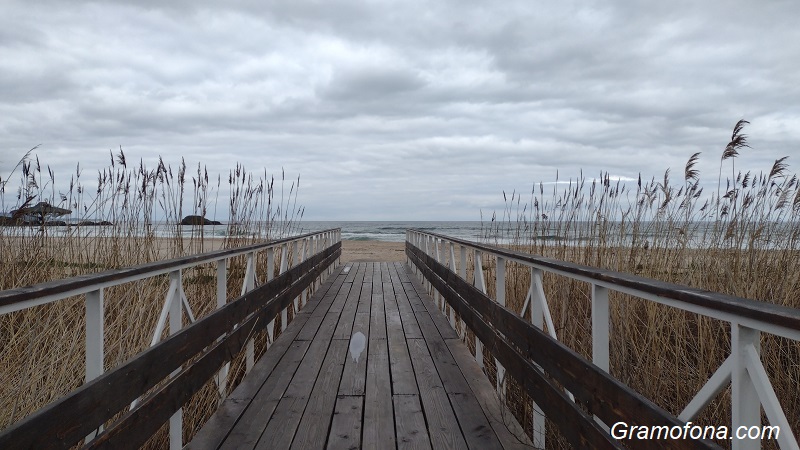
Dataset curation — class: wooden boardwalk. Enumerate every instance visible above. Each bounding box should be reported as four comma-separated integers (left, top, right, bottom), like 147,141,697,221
189,261,531,450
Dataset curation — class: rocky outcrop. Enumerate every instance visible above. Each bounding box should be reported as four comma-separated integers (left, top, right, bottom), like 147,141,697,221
181,215,222,226
76,221,113,226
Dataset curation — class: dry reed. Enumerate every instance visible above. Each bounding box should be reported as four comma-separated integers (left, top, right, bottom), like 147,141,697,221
0,148,304,447
471,120,799,449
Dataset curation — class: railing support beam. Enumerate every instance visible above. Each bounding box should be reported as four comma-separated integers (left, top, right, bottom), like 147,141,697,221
528,268,546,449
169,270,183,450
732,324,760,450
592,284,610,372
242,252,257,372
495,256,506,397
215,260,229,401
84,288,104,442
474,249,485,369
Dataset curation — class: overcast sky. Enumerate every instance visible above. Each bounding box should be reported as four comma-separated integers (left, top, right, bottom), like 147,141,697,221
2,0,799,220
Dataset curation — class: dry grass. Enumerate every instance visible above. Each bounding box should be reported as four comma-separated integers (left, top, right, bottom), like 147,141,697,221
0,148,304,447
465,121,800,448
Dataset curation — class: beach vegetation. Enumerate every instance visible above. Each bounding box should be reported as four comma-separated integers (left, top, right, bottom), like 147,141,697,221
475,120,799,448
0,148,303,446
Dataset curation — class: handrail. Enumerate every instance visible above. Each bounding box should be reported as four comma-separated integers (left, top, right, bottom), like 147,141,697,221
406,229,799,450
407,230,800,340
0,229,338,313
407,242,720,450
0,228,342,449
0,243,341,449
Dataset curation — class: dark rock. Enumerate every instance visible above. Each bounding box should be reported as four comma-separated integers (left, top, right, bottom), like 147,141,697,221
76,220,113,226
181,215,221,226
45,221,68,226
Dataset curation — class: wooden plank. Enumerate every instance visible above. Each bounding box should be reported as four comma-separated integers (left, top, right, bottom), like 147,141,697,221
408,245,725,450
388,346,417,396
187,273,338,450
298,309,340,342
384,281,404,342
395,262,411,282
393,273,422,339
362,337,395,449
352,262,366,285
388,262,402,285
369,279,387,340
253,396,306,450
411,295,501,449
326,396,362,450
219,272,349,449
291,340,349,450
372,262,382,285
338,312,370,396
403,282,428,312
393,395,432,450
332,282,357,340
217,340,311,450
327,278,353,314
416,322,470,395
355,277,371,315
447,392,503,450
445,339,532,450
343,263,358,283
406,338,467,449
248,332,336,449
384,278,417,396
407,271,458,340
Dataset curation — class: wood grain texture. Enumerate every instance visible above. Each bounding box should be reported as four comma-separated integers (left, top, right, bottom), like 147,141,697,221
327,396,362,450
0,230,339,307
0,244,340,450
408,243,723,450
407,338,467,450
363,336,395,449
405,229,800,332
393,395,432,450
187,261,543,450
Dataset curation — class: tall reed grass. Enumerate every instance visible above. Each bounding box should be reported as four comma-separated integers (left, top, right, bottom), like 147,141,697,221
476,120,799,448
0,148,304,446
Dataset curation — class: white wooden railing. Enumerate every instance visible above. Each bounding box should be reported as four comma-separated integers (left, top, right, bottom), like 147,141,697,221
0,228,340,449
407,229,799,450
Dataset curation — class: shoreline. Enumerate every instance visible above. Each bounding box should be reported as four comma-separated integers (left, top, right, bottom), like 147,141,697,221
0,233,409,264
340,240,406,263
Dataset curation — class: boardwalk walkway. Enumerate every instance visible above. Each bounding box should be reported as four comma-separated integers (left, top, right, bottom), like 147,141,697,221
189,261,531,450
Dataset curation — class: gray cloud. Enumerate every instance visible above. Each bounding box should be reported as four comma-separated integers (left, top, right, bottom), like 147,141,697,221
1,0,799,220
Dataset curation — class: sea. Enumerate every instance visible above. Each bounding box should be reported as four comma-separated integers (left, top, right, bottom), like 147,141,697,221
4,220,490,243
9,220,796,249
295,221,487,243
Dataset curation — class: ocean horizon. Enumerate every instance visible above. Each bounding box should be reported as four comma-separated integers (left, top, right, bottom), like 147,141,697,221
295,221,487,242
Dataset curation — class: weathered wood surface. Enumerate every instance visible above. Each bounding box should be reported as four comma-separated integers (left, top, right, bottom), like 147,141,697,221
407,242,724,450
188,262,531,450
407,229,800,332
0,243,340,450
0,229,339,308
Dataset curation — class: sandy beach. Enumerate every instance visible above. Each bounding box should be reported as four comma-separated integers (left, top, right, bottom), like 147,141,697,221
340,240,406,262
